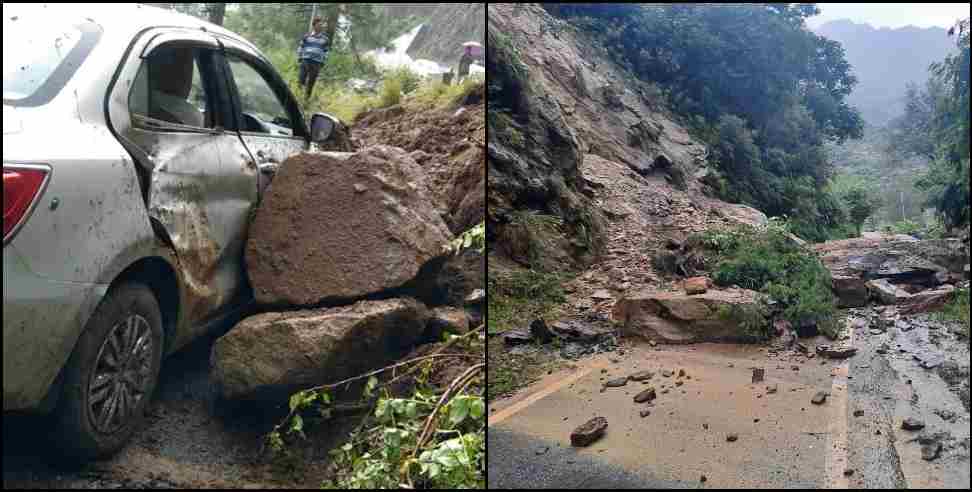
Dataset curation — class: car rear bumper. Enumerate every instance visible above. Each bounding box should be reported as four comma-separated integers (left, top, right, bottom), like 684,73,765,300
3,246,107,412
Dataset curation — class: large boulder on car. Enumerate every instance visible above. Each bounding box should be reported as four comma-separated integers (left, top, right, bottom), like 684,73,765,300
613,288,767,344
246,146,454,307
212,298,428,402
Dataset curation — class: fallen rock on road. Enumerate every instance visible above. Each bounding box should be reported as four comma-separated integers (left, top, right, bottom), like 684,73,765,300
571,417,608,447
613,288,767,344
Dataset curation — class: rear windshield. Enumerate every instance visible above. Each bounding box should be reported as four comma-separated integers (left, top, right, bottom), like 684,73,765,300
2,7,101,107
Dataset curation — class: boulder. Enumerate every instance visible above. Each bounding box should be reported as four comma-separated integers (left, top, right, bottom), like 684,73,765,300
246,146,453,307
550,319,610,343
683,277,710,295
814,236,966,297
898,286,957,316
212,298,428,402
613,288,767,344
425,307,470,341
867,279,910,306
832,275,869,308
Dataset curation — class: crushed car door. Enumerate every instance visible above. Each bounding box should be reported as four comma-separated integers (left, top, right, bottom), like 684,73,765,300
115,36,258,328
218,43,308,189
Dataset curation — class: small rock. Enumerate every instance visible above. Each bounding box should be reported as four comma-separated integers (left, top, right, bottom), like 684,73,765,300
591,290,613,301
640,409,651,418
811,391,829,405
683,277,709,295
604,377,629,388
634,388,657,404
854,410,865,418
629,370,654,382
727,433,739,443
901,418,925,431
921,442,942,461
843,469,855,477
752,367,765,384
662,370,674,378
766,385,778,395
675,381,684,387
678,369,686,378
700,475,708,484
816,345,858,360
571,417,608,447
502,330,533,346
529,319,554,344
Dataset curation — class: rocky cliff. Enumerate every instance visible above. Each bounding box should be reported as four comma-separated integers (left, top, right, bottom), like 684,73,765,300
488,3,767,276
407,3,485,69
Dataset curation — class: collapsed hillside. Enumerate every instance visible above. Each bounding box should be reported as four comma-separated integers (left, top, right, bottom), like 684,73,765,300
488,3,767,281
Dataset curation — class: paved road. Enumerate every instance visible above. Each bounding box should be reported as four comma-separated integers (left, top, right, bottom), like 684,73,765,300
488,314,970,489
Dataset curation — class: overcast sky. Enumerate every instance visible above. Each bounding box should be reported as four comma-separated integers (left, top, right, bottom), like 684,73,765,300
805,3,971,30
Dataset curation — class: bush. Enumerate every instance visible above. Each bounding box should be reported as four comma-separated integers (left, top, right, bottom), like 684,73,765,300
698,224,840,338
936,288,971,339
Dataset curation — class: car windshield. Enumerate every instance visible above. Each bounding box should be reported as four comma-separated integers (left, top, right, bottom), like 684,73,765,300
2,6,99,106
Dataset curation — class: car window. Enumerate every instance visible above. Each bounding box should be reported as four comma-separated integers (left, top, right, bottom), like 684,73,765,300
226,55,294,136
129,46,214,129
2,8,101,106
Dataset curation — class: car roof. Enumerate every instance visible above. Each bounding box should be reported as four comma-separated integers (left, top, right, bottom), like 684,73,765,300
8,3,262,57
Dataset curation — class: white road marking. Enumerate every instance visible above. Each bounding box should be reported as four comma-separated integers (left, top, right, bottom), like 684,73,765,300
825,320,854,489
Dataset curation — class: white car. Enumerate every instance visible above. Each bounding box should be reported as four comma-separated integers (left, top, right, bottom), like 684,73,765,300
3,3,339,460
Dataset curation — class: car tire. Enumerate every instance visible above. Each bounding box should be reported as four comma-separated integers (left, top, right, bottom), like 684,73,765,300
52,282,164,461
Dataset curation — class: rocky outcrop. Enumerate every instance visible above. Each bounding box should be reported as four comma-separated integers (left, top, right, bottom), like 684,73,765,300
211,298,428,402
246,146,453,307
613,288,767,344
406,3,485,69
815,234,968,309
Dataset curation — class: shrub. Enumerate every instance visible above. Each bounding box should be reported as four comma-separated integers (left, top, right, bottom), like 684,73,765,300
699,225,840,339
379,77,403,108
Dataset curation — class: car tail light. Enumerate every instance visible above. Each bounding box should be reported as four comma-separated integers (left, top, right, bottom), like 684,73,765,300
3,166,49,244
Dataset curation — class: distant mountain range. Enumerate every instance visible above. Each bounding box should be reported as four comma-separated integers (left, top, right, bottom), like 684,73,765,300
813,19,956,127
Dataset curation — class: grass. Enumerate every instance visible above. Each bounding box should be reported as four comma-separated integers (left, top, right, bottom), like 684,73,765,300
935,288,970,339
486,269,568,335
486,267,571,402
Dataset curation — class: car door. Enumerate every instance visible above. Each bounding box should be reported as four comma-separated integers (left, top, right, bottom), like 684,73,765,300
218,42,308,192
112,33,258,330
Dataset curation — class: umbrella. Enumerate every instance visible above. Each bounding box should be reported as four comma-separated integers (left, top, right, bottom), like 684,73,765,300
462,41,484,56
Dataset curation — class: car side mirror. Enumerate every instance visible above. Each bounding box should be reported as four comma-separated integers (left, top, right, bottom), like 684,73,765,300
310,113,339,144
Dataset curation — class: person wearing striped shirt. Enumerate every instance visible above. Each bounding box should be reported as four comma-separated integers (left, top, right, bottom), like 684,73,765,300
297,16,330,100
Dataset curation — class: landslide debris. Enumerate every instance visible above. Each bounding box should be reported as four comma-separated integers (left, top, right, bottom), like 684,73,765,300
245,145,453,308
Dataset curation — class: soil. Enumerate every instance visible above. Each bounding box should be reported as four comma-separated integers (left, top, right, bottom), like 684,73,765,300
352,91,485,235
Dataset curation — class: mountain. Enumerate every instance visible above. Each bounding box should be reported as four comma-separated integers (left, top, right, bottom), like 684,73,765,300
813,19,955,127
406,3,485,69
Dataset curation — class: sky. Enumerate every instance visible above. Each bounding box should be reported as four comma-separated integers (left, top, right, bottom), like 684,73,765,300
805,3,971,30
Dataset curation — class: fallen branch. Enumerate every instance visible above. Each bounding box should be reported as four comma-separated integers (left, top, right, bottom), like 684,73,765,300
413,363,486,456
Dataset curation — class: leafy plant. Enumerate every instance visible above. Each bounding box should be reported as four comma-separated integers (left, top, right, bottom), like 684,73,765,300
266,333,485,490
447,222,486,256
700,225,839,338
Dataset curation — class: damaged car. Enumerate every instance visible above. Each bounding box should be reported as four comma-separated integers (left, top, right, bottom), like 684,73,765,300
3,3,341,460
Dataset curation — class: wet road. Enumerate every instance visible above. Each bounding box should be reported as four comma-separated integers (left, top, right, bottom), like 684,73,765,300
488,312,970,489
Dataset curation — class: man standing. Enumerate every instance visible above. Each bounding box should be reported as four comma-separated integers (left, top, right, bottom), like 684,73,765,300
297,16,330,100
457,45,475,84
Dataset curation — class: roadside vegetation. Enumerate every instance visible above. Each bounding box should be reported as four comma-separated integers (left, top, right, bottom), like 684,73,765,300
936,287,971,340
691,220,839,339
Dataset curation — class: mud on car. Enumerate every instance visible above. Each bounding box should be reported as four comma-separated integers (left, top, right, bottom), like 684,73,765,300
3,3,340,460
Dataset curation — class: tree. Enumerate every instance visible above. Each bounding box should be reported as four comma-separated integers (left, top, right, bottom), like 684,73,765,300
207,3,225,26
917,17,970,230
842,187,880,236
